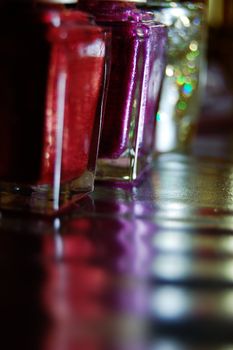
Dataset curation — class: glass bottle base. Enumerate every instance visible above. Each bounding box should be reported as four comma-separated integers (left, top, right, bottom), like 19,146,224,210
0,171,94,215
96,154,152,183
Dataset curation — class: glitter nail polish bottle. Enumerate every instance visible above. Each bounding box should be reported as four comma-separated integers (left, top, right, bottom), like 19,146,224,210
79,0,167,183
0,0,110,214
139,0,207,152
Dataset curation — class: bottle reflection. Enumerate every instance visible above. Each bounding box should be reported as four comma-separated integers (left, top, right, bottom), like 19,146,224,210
90,171,157,219
43,216,154,349
1,209,233,349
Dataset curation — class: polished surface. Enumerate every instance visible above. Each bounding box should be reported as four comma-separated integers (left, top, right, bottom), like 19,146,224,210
1,130,233,349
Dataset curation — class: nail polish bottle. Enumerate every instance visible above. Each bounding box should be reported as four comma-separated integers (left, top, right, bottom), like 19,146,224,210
79,0,167,183
139,0,207,152
0,0,110,214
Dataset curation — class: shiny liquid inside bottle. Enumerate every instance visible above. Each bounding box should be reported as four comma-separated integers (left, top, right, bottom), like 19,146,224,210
79,0,167,183
0,4,109,214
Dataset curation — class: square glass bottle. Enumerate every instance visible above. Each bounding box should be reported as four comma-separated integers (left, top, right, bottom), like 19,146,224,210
139,0,207,152
79,0,167,183
0,0,110,214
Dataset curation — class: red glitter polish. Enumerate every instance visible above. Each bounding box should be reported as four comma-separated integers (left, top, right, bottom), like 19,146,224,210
0,0,110,214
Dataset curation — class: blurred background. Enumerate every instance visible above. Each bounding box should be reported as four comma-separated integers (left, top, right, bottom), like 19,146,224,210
200,0,233,135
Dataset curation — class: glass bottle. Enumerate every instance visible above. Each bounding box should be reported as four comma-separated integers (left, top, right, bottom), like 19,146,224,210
139,0,207,152
79,0,167,183
0,0,110,214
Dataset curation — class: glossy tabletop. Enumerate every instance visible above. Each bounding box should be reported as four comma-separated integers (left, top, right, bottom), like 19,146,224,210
1,130,233,350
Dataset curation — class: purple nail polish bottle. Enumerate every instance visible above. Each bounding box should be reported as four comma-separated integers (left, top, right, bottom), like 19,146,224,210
79,0,167,183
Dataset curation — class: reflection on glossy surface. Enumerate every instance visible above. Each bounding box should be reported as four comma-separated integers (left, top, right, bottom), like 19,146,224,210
42,216,153,349
151,285,233,322
152,153,233,230
1,137,233,348
154,230,233,255
92,151,233,230
150,340,233,350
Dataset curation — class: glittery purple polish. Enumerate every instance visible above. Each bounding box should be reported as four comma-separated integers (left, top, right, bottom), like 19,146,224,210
79,0,167,182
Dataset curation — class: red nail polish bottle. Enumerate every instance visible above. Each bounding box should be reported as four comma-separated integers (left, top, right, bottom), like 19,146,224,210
0,0,110,214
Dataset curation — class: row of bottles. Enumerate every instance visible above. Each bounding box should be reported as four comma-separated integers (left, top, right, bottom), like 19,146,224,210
0,0,207,214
